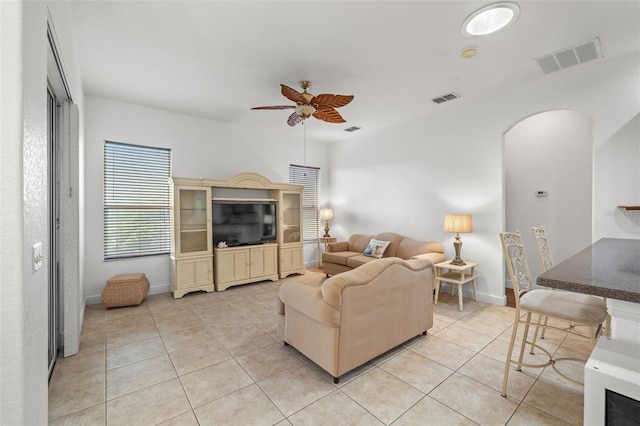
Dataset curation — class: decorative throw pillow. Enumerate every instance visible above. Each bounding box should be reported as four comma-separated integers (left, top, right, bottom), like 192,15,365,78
363,239,391,259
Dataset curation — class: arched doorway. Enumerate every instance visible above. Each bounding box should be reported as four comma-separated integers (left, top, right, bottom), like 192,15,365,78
504,110,592,302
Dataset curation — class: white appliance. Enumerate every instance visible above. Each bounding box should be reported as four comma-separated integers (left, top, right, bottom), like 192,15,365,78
584,338,640,425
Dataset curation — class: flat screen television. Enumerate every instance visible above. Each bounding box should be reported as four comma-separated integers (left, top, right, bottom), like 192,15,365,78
212,200,277,247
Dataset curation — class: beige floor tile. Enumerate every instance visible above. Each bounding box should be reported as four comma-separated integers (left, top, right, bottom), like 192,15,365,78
107,336,167,370
430,316,453,333
369,342,410,366
48,403,105,425
106,321,159,348
194,384,284,426
150,301,195,319
288,389,383,425
106,378,191,426
83,304,106,323
379,350,453,394
480,335,551,377
507,403,572,425
145,293,188,312
104,303,150,320
394,396,476,426
53,278,586,425
236,342,302,381
78,328,106,354
154,311,204,335
218,327,276,356
159,325,215,353
169,339,232,376
48,372,105,421
457,311,513,337
429,373,518,425
340,368,425,424
523,378,584,425
180,358,253,408
258,364,335,417
539,345,586,392
458,353,536,401
49,349,105,386
106,354,176,400
434,323,495,352
410,335,476,370
105,310,153,331
157,410,199,426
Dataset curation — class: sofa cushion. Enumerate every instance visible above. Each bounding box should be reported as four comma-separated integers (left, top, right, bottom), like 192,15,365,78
363,239,391,258
397,239,445,260
346,255,377,269
348,234,374,253
323,251,362,266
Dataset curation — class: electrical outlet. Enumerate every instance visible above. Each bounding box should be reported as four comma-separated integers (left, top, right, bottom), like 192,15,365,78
33,242,43,271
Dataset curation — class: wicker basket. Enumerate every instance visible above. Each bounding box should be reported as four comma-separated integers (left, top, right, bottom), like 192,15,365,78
101,273,149,308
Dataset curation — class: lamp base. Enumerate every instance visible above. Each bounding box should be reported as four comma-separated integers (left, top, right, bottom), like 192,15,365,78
323,222,331,238
451,234,466,266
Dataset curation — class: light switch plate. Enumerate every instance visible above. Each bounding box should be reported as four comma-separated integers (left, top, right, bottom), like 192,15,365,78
33,242,43,271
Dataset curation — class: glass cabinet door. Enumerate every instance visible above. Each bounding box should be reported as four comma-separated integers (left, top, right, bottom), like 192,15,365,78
178,188,210,254
282,192,301,244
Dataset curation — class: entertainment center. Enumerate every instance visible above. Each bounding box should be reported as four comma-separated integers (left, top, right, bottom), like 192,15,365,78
169,172,304,298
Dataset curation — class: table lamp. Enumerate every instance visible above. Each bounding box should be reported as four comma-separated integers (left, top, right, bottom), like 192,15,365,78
444,214,473,265
319,208,334,237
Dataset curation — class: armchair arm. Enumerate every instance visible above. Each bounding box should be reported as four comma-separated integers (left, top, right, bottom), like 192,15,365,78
279,282,341,328
326,241,349,252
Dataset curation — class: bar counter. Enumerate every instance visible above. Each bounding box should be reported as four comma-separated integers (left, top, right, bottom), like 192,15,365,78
537,238,640,303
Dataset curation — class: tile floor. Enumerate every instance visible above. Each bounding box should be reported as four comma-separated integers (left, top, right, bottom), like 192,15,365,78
49,268,590,425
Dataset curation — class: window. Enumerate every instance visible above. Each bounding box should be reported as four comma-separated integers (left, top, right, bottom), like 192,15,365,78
289,164,320,241
104,141,172,260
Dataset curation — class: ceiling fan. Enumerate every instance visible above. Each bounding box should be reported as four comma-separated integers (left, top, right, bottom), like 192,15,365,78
251,81,354,127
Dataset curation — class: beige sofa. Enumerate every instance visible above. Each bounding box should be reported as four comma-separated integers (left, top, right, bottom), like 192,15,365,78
276,257,435,383
322,232,445,277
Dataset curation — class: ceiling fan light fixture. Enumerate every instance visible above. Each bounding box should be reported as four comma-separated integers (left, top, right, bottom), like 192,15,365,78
296,104,316,118
462,2,520,37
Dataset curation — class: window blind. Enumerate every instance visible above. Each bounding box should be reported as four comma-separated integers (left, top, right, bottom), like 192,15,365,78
289,164,320,241
104,141,172,260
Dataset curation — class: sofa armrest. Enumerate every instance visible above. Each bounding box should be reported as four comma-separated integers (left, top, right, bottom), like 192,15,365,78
326,241,349,252
279,282,341,328
411,252,446,264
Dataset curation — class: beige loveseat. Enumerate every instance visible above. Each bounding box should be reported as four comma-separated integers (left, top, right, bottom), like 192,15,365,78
276,257,435,383
322,232,445,277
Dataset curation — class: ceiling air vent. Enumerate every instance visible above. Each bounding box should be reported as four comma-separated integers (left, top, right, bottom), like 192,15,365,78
344,126,361,132
432,93,459,104
534,38,602,74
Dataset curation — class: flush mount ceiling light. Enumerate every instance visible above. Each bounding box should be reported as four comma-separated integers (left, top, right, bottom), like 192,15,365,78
461,46,478,59
462,2,520,37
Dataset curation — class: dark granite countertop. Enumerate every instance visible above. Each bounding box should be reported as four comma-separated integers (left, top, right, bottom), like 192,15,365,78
537,238,640,303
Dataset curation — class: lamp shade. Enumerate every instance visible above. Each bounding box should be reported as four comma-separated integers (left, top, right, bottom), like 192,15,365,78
444,214,473,233
319,208,334,221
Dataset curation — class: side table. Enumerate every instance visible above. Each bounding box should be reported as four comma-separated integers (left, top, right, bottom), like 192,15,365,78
434,261,478,312
317,236,337,267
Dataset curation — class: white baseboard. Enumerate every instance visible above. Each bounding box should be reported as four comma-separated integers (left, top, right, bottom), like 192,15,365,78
458,287,505,306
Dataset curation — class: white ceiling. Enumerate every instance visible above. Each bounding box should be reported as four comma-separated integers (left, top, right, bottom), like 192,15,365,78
68,1,640,143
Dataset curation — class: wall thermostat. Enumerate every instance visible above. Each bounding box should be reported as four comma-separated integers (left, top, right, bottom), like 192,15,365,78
536,190,548,197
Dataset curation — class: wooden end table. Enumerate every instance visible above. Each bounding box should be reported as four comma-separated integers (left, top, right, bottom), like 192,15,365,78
317,236,337,266
434,260,478,312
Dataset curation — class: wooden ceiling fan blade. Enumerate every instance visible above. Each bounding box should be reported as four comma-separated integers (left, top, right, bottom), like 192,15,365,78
313,107,346,123
281,84,307,104
311,94,354,108
251,105,295,110
287,112,304,127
